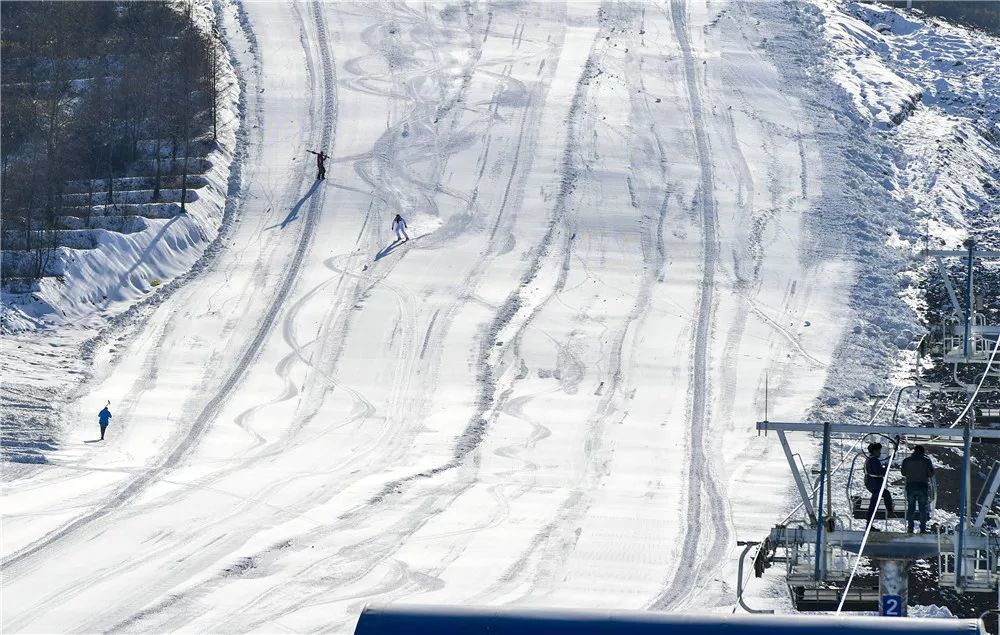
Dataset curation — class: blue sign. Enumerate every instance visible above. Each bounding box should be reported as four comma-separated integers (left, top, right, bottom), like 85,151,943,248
881,594,904,617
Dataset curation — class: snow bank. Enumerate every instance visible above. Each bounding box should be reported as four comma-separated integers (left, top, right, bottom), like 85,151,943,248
812,1,1000,350
0,0,244,465
817,2,922,128
794,1,1000,425
815,0,1000,239
0,1,241,334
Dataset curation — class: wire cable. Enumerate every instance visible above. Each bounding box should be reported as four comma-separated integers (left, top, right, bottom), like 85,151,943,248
836,440,900,613
948,334,1000,428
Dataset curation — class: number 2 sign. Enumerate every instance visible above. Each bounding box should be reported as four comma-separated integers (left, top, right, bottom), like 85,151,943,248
881,594,904,617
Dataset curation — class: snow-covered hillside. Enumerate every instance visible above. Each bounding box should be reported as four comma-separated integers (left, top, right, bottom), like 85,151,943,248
0,0,243,464
2,0,998,631
0,1,242,335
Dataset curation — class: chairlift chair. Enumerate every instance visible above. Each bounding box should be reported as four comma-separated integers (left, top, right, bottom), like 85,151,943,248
937,527,1000,592
941,314,999,365
773,526,881,612
846,448,907,522
975,401,1000,427
792,583,880,612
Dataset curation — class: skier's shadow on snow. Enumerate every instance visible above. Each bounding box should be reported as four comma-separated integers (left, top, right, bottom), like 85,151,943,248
374,240,406,261
267,179,321,230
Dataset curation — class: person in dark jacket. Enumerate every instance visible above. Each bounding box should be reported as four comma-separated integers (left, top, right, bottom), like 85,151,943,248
98,405,112,441
308,150,329,180
901,445,935,533
864,442,894,522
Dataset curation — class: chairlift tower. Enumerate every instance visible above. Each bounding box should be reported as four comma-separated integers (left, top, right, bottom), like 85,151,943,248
742,422,1000,617
925,241,1000,378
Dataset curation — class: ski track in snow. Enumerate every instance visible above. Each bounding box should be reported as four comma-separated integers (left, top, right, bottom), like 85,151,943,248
101,5,569,632
2,3,323,628
183,9,583,630
0,0,337,581
648,0,728,609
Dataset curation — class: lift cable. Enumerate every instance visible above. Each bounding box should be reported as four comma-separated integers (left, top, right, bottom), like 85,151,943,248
836,441,900,613
947,335,1000,429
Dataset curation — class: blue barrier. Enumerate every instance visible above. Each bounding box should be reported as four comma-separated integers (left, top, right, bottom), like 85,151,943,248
354,604,985,635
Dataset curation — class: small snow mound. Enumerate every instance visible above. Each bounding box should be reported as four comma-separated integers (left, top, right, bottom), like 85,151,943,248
849,3,925,37
908,604,955,619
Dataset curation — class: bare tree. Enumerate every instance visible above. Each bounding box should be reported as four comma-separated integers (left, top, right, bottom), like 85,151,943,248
209,18,225,143
176,22,210,213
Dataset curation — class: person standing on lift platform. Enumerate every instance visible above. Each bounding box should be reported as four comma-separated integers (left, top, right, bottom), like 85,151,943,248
901,445,935,533
864,442,894,524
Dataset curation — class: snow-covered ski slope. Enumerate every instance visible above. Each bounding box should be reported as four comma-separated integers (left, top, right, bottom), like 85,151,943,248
3,0,914,630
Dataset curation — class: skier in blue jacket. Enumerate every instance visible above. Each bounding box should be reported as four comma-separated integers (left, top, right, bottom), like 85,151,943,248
98,405,112,441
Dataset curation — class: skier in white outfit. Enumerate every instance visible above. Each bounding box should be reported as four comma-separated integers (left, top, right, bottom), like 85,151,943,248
392,214,409,241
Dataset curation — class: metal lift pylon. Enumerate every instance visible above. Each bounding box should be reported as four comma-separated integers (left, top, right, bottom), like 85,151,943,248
750,421,1000,616
925,241,1000,374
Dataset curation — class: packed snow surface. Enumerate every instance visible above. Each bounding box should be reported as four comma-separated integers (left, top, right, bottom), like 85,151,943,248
3,0,998,631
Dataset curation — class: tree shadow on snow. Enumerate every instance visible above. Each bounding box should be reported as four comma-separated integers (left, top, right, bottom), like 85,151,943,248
120,214,181,283
267,179,321,230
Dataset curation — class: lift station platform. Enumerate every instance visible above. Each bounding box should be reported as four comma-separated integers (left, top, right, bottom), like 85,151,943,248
746,421,1000,616
736,243,1000,619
